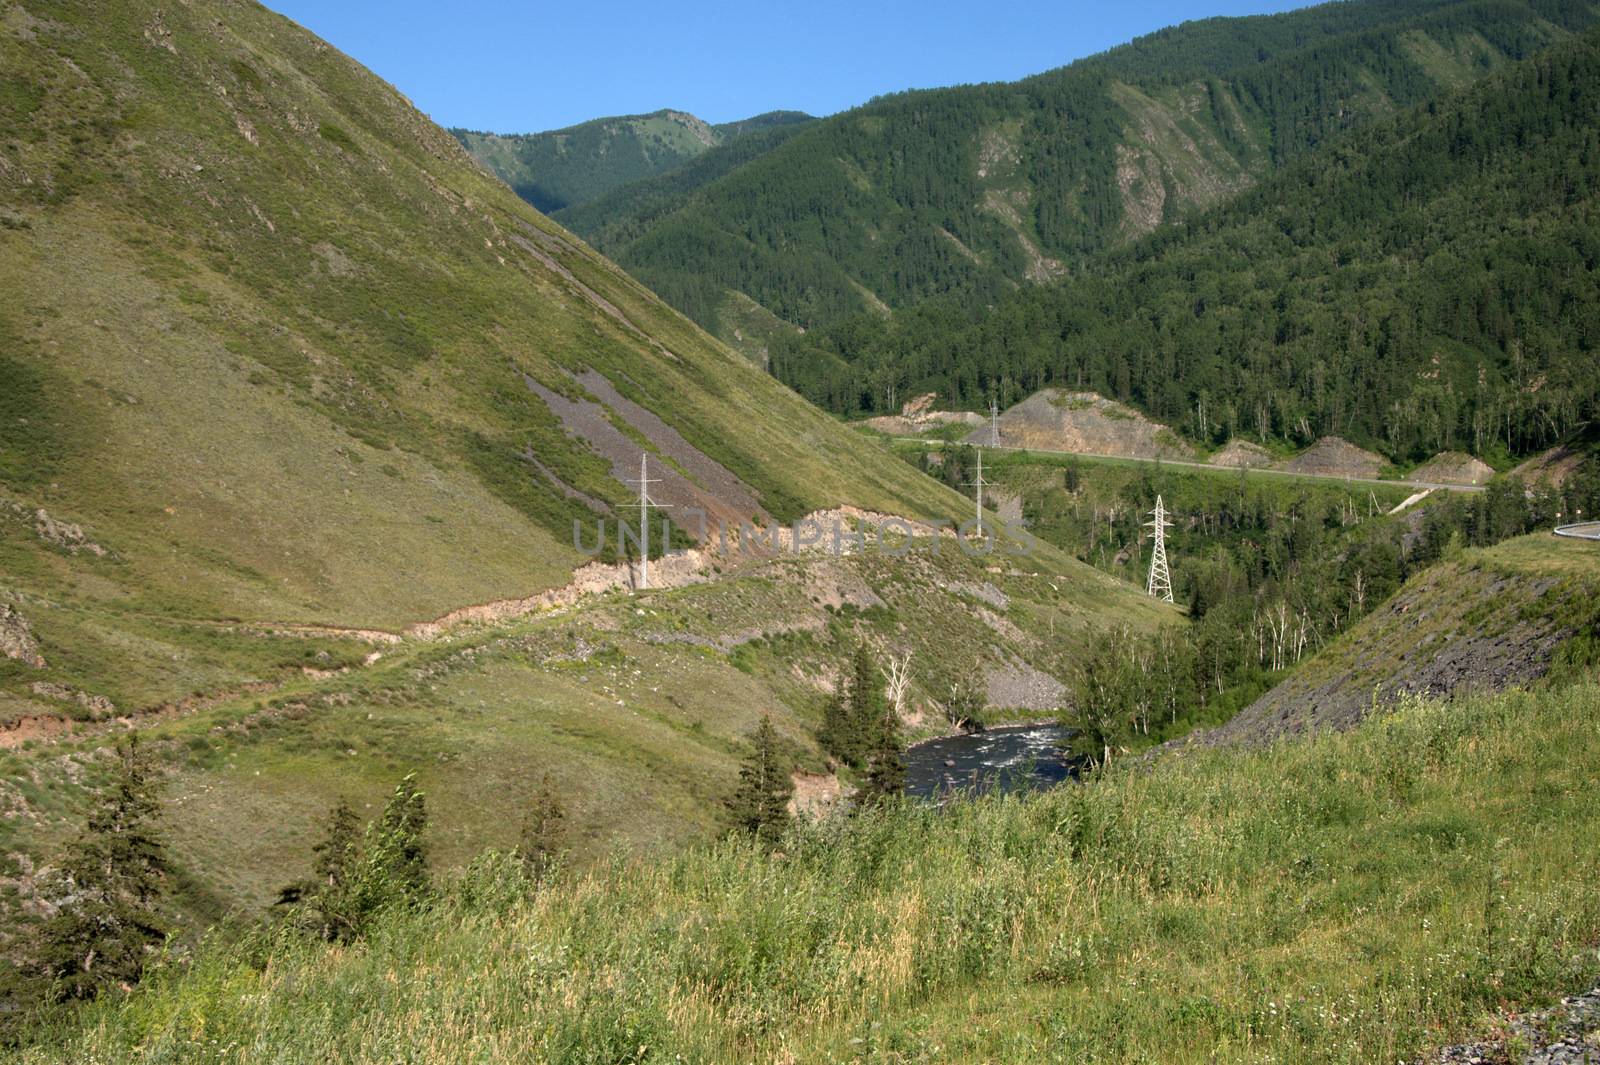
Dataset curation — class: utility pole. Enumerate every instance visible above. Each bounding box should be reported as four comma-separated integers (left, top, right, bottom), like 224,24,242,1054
625,453,670,591
962,447,990,534
1145,495,1173,603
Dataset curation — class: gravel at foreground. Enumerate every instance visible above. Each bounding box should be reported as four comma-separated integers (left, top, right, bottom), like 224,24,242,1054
1428,986,1600,1064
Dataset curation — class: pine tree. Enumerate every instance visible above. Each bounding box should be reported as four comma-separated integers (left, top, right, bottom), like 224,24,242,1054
818,690,855,767
859,704,906,807
726,715,794,847
277,798,364,942
359,773,429,908
846,644,887,764
517,773,566,878
279,776,431,944
313,798,362,893
35,735,167,1001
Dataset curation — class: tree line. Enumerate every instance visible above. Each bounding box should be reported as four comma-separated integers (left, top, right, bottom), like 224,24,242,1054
1056,458,1600,765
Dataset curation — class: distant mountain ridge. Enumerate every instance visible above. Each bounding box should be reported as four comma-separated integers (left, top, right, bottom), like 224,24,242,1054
452,108,813,214
538,0,1596,363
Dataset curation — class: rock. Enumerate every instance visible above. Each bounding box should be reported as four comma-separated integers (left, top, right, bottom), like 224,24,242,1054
28,506,106,556
1411,451,1496,486
969,390,1195,460
1275,437,1385,479
28,682,116,717
984,659,1066,711
1209,438,1272,468
1424,984,1600,1063
0,605,45,668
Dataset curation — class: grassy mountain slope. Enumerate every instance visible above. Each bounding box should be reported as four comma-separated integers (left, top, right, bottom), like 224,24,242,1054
0,0,1004,723
785,25,1600,464
0,0,1175,973
1206,533,1600,743
0,534,1168,937
23,676,1600,1062
561,0,1594,353
452,109,813,214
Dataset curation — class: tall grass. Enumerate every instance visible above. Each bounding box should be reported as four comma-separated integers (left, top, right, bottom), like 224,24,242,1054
23,680,1600,1063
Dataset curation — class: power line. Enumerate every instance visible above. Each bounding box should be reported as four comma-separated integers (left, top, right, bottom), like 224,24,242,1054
962,446,991,534
1145,495,1173,603
623,453,670,590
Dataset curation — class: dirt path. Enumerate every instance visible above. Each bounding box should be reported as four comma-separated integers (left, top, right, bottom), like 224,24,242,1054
0,506,948,749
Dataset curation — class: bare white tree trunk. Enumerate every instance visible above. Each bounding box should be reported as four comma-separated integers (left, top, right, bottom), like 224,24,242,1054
883,652,913,720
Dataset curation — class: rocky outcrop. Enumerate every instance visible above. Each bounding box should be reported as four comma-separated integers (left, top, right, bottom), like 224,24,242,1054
1190,548,1598,747
29,682,116,718
1209,439,1272,468
971,390,1195,460
861,394,985,436
2,500,108,556
1275,436,1385,479
0,605,45,668
1410,451,1495,486
984,659,1067,711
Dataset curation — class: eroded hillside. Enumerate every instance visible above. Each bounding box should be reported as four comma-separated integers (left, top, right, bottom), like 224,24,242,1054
1196,534,1600,745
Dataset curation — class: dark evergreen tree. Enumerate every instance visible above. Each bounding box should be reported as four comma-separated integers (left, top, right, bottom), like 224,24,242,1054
276,798,364,942
312,798,362,895
35,736,167,1001
517,773,566,878
819,690,854,767
859,705,906,807
726,715,795,847
847,644,888,756
360,773,429,907
819,644,887,769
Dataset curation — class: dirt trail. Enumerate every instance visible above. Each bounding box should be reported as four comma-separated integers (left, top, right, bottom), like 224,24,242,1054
0,507,951,749
0,681,280,751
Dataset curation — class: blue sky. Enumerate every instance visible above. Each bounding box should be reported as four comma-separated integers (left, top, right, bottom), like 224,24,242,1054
266,0,1314,134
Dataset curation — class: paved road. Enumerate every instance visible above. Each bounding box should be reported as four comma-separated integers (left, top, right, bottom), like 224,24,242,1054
1554,521,1600,540
895,437,1489,494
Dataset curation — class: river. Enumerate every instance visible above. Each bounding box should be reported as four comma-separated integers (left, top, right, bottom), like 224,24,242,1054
903,723,1078,800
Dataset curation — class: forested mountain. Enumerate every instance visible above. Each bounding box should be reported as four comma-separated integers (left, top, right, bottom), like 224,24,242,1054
452,109,813,214
778,28,1600,463
555,0,1596,360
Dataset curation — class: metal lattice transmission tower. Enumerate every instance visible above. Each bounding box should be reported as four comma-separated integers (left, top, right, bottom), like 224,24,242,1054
625,453,670,590
989,399,1001,447
1145,495,1174,603
962,447,990,534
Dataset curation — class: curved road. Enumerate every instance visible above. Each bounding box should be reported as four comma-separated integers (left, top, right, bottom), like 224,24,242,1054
1555,521,1600,540
895,437,1488,493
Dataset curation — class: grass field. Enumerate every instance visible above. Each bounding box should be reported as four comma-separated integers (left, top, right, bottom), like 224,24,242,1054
0,536,1171,942
17,676,1600,1063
